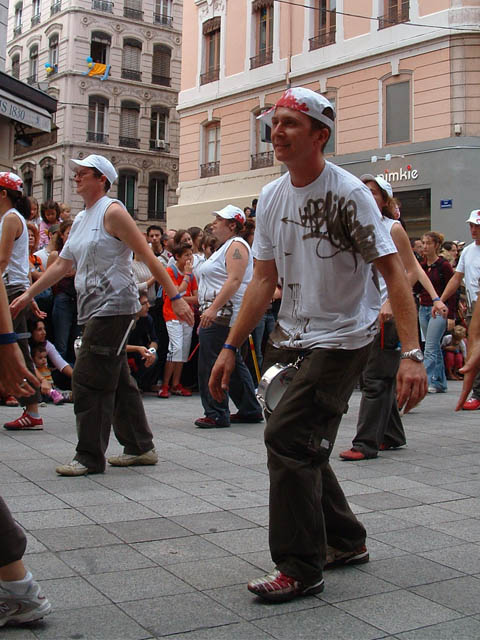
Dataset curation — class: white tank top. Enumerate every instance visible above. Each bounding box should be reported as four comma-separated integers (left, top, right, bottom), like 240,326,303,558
0,208,29,290
379,217,400,304
198,236,253,327
60,196,140,324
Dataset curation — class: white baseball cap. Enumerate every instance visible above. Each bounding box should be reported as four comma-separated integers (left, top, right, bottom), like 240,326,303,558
0,172,23,192
258,87,335,130
466,210,480,225
212,204,246,224
360,174,394,198
69,154,118,185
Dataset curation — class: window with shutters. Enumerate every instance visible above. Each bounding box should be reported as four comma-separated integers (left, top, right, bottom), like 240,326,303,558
152,44,171,86
91,31,111,65
119,101,140,148
28,45,38,84
43,165,53,201
122,38,142,81
49,34,59,72
379,0,409,29
88,96,109,144
118,172,137,217
14,3,22,36
150,108,169,150
23,171,33,196
384,78,411,144
124,0,143,21
31,0,41,25
154,0,172,26
251,0,273,69
251,107,273,170
148,173,167,219
11,54,20,79
309,0,336,50
201,122,220,177
200,17,220,84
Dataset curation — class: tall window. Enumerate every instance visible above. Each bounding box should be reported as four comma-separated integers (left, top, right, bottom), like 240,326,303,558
31,0,41,25
49,34,59,72
251,108,273,170
23,171,33,196
11,54,20,79
251,0,273,69
201,122,220,177
154,0,172,26
379,0,409,29
122,38,142,81
43,166,53,201
323,97,336,155
28,45,38,84
385,80,410,144
310,0,336,50
119,101,140,148
200,17,220,84
88,96,109,143
124,0,143,21
150,108,168,150
14,3,22,35
148,174,167,219
152,45,171,85
118,172,137,217
91,31,111,65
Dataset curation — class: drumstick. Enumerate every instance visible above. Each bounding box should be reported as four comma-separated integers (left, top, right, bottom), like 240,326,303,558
187,342,199,362
249,334,261,383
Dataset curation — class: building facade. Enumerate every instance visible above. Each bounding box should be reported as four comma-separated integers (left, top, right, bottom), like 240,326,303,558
171,0,480,241
7,0,182,226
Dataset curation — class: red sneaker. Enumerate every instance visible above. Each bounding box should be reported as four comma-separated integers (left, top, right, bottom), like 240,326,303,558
5,396,19,407
171,384,192,397
194,417,230,429
463,397,480,411
158,385,170,398
4,411,43,431
248,568,324,603
339,448,367,461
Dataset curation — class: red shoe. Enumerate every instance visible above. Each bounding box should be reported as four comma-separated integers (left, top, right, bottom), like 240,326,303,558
171,384,192,397
5,396,19,407
194,417,230,429
339,448,366,461
4,411,43,431
463,397,480,411
158,385,170,398
248,568,324,603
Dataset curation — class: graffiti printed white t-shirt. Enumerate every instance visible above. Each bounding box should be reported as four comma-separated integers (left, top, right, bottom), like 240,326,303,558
252,162,397,350
456,242,480,309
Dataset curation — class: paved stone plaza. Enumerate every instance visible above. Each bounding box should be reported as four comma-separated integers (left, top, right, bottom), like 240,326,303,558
1,382,480,639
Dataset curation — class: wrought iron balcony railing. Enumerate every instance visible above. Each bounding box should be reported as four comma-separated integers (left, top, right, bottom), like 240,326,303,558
119,136,140,149
200,67,219,85
378,1,409,29
251,151,274,170
87,131,109,144
250,48,273,70
309,28,336,51
200,161,220,178
122,68,142,81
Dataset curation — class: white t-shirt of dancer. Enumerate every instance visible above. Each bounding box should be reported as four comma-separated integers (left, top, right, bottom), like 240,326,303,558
252,162,397,350
456,242,480,309
0,208,29,290
60,195,140,325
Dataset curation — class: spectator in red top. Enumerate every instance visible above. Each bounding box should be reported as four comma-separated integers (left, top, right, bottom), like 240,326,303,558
159,243,198,398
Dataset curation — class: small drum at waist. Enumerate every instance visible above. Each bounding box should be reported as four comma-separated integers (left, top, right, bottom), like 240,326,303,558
256,362,299,413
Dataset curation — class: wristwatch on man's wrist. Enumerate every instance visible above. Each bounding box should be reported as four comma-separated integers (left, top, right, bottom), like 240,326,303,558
400,349,424,362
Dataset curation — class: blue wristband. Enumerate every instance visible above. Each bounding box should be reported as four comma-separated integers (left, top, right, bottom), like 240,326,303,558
223,343,237,352
432,297,441,302
0,332,17,345
169,293,182,302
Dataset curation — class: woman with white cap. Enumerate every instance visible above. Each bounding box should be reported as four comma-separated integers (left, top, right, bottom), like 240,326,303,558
340,175,448,461
195,204,262,428
11,154,193,475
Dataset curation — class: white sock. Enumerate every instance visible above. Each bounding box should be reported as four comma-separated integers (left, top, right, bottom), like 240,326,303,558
1,570,33,595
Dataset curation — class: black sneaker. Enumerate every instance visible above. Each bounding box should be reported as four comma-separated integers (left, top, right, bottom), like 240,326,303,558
324,544,369,569
230,412,264,424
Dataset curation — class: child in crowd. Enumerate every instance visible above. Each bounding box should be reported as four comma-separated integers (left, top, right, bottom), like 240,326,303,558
201,234,219,259
442,325,467,381
59,202,72,222
159,243,198,398
32,345,65,404
38,200,61,248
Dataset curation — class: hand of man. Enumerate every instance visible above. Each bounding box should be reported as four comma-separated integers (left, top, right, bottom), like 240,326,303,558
171,298,194,326
0,343,39,396
199,306,218,329
9,291,32,319
431,300,448,318
396,359,427,414
31,299,47,320
456,342,480,410
379,300,393,324
209,349,236,402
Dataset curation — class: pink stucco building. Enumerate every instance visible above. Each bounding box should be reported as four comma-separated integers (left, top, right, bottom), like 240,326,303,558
170,0,480,241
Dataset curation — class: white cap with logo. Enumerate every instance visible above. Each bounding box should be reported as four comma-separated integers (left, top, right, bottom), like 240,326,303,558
257,87,335,130
466,210,480,225
360,174,394,198
69,154,118,185
212,204,246,224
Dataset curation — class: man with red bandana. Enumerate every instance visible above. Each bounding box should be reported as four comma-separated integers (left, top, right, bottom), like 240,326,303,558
209,87,427,602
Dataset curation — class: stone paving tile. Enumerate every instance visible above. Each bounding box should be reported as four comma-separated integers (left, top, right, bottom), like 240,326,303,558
170,510,257,534
132,536,230,567
161,621,274,640
14,508,93,530
411,575,480,615
118,593,240,637
441,480,480,497
335,590,460,635
319,566,399,603
347,492,422,510
377,504,467,526
390,486,469,503
103,517,192,543
32,524,122,551
370,525,466,553
37,576,110,610
201,527,269,554
139,496,222,517
23,551,76,580
5,494,73,512
23,532,48,554
356,511,415,534
439,497,480,517
231,506,269,526
76,501,160,524
59,544,155,574
358,555,464,588
0,482,48,498
419,543,480,573
395,617,480,639
55,488,130,507
427,518,480,542
166,556,261,590
85,566,193,602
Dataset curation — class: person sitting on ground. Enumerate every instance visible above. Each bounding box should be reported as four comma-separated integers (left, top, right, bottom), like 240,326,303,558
126,291,160,392
442,325,467,381
29,318,73,390
31,344,66,404
38,199,61,248
159,243,197,398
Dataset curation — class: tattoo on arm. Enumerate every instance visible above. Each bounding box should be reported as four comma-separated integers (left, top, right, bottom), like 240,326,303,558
232,248,242,260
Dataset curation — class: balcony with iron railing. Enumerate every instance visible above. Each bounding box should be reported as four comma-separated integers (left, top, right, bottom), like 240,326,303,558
26,75,38,85
31,14,41,26
251,151,274,170
50,1,61,14
250,48,273,70
151,74,171,86
124,6,143,20
200,161,220,178
200,67,219,85
87,131,109,144
148,210,166,221
13,24,22,36
378,1,409,29
119,136,140,149
91,0,114,12
149,139,170,152
153,13,173,27
309,27,336,51
122,68,142,81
